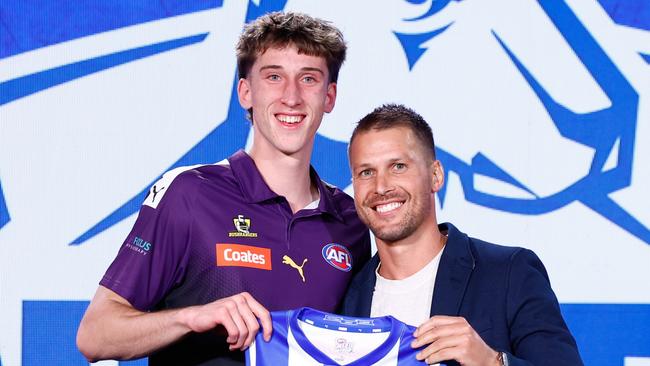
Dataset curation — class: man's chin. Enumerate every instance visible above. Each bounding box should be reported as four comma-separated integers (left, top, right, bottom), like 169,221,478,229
370,227,408,244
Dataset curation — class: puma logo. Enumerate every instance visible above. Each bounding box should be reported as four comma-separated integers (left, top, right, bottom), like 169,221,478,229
282,255,308,282
152,185,165,203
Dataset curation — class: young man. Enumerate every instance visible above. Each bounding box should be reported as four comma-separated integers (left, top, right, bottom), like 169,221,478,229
77,12,370,366
341,104,583,365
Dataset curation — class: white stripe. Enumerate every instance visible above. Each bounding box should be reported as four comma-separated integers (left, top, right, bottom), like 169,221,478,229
143,159,229,209
249,339,257,366
625,357,650,366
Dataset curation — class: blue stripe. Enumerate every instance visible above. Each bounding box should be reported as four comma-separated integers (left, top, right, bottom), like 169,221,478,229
255,310,290,366
641,53,650,64
598,0,650,31
311,134,351,189
0,180,9,229
22,301,89,365
22,300,148,365
0,0,223,59
561,304,650,365
0,33,208,106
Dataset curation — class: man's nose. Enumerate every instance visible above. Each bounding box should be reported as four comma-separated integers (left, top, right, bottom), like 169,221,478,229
281,79,303,107
374,171,394,196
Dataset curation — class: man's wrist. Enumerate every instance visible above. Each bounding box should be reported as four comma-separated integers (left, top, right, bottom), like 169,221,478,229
496,351,509,366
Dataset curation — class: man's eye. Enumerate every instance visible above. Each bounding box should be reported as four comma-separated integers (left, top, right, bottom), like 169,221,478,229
268,74,281,81
303,76,315,83
393,163,406,171
358,170,373,178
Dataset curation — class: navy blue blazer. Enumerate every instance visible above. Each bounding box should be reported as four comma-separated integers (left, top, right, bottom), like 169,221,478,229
340,223,583,366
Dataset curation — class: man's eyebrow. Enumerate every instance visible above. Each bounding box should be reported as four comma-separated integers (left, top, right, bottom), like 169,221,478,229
300,67,325,75
258,65,325,74
353,162,372,170
259,65,282,72
354,157,408,169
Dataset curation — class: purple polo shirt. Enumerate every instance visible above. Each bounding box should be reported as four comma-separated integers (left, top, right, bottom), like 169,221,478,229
101,148,370,320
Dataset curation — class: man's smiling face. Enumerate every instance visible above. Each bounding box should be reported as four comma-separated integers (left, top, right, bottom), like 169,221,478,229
238,45,336,158
350,126,441,243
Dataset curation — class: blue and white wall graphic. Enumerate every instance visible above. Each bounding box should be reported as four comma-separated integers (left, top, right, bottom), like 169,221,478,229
1,0,649,365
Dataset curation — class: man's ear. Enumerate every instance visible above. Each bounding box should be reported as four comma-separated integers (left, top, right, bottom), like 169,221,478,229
324,82,337,113
431,160,445,192
237,78,252,109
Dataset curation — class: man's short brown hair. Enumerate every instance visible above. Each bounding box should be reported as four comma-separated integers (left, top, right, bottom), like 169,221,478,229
236,11,347,83
350,104,436,161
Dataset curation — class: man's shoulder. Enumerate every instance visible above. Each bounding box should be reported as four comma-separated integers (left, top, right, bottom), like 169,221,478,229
143,161,234,209
468,235,525,260
445,222,533,267
462,232,546,281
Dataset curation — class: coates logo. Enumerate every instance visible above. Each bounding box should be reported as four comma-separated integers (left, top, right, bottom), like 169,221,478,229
321,243,352,272
216,244,271,270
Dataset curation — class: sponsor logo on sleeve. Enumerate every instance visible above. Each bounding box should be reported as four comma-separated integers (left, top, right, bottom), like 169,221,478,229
321,243,352,272
216,243,271,270
228,214,258,238
125,236,152,256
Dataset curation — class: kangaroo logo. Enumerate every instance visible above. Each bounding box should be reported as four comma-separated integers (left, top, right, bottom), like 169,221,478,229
282,255,308,283
393,0,649,244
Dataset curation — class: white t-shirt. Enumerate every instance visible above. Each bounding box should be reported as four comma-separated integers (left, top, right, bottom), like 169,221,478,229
370,247,445,326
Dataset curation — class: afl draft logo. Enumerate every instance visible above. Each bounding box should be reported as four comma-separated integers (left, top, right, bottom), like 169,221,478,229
393,0,649,244
322,243,353,272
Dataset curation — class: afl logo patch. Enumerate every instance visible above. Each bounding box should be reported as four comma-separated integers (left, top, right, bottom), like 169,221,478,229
322,243,353,272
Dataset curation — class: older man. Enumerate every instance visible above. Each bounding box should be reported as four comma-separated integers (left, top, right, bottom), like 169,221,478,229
341,104,582,366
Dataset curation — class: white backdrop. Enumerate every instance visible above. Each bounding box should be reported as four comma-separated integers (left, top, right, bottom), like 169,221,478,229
1,0,649,365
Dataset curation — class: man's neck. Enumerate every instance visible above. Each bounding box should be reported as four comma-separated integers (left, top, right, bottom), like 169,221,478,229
249,148,317,214
375,220,445,280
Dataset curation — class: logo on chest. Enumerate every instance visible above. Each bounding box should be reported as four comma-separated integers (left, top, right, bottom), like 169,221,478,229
322,243,353,272
282,255,308,282
216,244,271,270
228,214,258,238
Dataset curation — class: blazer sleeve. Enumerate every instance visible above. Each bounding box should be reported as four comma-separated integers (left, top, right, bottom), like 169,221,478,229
503,248,583,366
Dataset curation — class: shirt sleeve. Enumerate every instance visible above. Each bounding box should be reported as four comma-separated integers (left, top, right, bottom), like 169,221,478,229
99,172,196,311
506,248,584,365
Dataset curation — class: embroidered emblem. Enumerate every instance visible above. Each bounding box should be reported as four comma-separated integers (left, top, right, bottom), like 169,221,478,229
229,214,258,238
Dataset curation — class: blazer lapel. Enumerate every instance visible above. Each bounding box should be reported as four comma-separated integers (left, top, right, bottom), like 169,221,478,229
430,223,475,317
343,255,380,317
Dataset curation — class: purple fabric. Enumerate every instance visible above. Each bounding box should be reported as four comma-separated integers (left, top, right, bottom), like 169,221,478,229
101,150,370,314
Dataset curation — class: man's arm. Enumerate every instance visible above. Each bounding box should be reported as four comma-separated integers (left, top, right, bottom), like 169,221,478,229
411,316,501,366
76,286,272,362
501,249,583,365
411,248,583,366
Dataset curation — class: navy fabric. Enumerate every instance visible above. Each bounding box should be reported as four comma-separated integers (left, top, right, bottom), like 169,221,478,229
340,223,583,366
